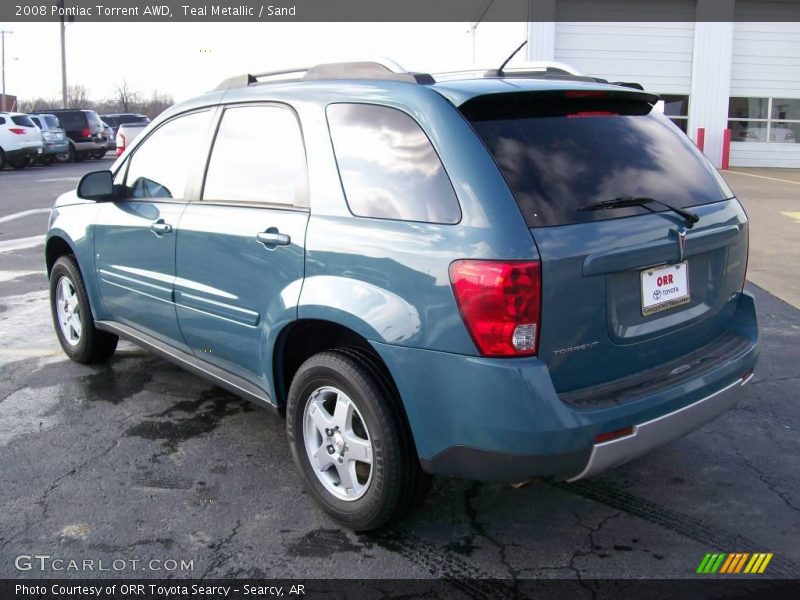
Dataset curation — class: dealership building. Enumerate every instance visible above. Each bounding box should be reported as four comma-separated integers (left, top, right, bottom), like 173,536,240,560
526,0,800,168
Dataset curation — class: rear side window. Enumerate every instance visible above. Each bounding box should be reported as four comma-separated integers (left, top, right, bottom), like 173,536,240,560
464,92,733,227
54,112,83,129
0,117,5,125
203,105,307,206
86,111,103,127
30,117,42,128
327,103,460,224
11,115,35,128
124,110,211,200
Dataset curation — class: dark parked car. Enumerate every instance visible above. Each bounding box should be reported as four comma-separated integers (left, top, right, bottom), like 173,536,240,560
46,60,759,530
101,113,150,137
48,109,107,162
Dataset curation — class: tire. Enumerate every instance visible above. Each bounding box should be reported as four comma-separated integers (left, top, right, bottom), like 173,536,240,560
68,145,85,162
50,255,118,364
92,150,106,159
9,159,28,170
0,149,5,170
286,350,426,530
40,155,55,166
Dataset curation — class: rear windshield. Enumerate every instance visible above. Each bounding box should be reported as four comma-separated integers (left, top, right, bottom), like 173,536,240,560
11,115,35,128
463,92,733,227
118,114,149,124
44,116,61,129
102,115,119,127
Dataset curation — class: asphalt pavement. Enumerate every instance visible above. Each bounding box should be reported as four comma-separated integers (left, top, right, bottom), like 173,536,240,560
0,161,798,583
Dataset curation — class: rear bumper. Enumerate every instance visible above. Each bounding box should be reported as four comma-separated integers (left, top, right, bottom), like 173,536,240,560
43,141,69,155
4,146,41,161
567,373,751,481
372,291,759,483
71,140,105,151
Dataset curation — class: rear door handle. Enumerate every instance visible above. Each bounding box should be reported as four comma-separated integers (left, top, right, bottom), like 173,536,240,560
256,229,291,247
150,219,173,235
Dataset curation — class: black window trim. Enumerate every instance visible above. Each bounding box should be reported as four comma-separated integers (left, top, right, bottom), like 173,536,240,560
196,101,311,212
325,101,462,226
112,106,216,205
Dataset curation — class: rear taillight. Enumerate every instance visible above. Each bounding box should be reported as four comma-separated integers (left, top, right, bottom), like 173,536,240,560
8,128,25,135
449,260,541,357
81,127,91,138
115,133,126,157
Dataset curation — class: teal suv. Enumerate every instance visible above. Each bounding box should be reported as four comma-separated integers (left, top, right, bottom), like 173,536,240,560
46,61,759,529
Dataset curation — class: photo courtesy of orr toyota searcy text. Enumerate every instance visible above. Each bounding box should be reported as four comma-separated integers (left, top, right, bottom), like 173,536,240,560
14,585,302,597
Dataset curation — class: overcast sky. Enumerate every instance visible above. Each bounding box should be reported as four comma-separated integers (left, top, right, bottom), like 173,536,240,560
0,22,527,103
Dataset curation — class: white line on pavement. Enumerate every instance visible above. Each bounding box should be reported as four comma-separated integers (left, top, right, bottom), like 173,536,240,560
0,235,45,253
0,208,51,224
0,270,46,282
725,171,800,185
36,176,81,183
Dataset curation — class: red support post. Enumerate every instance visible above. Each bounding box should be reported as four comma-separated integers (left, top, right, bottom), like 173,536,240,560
721,128,732,170
696,128,705,152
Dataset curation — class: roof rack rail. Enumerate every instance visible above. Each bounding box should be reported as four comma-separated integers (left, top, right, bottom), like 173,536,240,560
213,59,433,91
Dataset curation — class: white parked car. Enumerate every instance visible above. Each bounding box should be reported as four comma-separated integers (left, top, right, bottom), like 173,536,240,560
115,121,148,157
0,112,44,169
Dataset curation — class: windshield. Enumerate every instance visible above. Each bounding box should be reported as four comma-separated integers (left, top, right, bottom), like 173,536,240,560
463,92,733,227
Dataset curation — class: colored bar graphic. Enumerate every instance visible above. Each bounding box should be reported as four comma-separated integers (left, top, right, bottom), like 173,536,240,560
719,554,736,573
703,552,774,575
734,553,750,573
758,553,773,574
697,553,713,573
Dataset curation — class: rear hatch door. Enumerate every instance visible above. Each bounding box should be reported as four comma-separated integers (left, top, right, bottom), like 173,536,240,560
461,88,749,393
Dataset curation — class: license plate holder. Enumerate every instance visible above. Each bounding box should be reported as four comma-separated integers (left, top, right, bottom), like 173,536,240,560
641,262,690,316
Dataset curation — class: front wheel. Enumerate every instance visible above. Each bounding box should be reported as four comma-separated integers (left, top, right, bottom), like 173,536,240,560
286,350,427,530
50,255,118,363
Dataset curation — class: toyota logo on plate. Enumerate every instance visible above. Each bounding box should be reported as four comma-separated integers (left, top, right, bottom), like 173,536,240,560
653,289,662,301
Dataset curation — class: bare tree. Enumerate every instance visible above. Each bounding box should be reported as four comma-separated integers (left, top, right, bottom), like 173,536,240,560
114,80,140,112
66,84,90,108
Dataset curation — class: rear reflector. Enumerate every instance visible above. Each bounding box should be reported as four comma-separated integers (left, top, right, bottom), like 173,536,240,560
8,128,25,135
449,260,541,357
115,133,126,157
594,426,635,444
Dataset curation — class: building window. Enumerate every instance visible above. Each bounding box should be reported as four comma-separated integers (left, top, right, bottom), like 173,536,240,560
728,97,799,143
661,95,689,133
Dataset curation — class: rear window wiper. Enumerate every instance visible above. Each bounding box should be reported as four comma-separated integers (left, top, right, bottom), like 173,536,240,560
578,196,700,227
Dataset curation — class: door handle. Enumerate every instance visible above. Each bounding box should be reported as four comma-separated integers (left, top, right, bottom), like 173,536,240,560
150,219,173,235
256,229,291,247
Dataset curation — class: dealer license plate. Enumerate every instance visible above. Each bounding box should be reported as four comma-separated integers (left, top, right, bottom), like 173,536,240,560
641,262,690,316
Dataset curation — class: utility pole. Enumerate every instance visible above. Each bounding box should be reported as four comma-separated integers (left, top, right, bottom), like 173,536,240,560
1,30,12,112
468,0,495,67
59,1,68,107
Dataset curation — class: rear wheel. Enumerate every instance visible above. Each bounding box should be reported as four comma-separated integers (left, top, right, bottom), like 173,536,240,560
286,350,427,530
9,159,28,170
0,149,5,170
92,150,106,159
49,255,118,363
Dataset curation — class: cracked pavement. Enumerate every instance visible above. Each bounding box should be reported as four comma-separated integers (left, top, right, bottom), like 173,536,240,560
0,162,798,581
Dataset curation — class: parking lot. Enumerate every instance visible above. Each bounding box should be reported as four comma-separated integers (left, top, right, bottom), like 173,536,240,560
0,161,799,583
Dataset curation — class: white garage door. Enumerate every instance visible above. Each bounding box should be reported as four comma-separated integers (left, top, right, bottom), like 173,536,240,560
554,0,695,95
730,1,800,167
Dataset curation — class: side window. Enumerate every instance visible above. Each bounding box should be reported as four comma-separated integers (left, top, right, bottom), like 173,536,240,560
124,110,211,200
327,103,461,224
203,105,307,206
0,117,5,125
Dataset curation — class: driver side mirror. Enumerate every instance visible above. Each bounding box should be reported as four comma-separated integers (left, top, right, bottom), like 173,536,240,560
77,170,115,201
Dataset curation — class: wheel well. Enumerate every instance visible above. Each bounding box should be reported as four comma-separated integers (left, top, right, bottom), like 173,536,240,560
45,236,73,275
275,319,386,409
